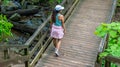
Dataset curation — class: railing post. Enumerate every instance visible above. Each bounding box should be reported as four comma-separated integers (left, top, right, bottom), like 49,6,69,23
24,48,29,67
105,60,111,67
3,48,9,59
105,34,109,48
99,58,102,67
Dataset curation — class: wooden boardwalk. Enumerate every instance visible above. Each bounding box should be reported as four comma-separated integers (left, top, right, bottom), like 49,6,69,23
35,0,112,67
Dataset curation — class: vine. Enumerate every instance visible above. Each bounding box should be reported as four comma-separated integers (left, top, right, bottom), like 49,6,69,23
0,14,13,42
94,22,120,67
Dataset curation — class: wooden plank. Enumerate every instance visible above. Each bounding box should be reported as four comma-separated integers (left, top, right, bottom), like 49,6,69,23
64,0,79,22
0,45,28,49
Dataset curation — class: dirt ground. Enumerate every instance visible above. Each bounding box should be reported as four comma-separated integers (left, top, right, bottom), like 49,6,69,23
0,50,24,67
112,7,120,21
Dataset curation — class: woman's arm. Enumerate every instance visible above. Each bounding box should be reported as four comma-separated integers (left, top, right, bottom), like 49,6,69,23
59,15,66,34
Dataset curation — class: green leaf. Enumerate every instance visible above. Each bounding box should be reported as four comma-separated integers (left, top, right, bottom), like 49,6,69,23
109,30,117,38
118,29,120,34
0,14,13,42
99,52,109,59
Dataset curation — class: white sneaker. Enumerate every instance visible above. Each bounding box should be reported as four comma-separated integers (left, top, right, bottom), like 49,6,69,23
55,52,59,57
54,48,59,57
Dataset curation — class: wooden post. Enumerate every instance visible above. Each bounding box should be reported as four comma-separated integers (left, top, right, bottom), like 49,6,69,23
105,60,111,67
4,48,9,59
105,34,109,49
3,43,10,60
99,58,102,67
24,48,29,67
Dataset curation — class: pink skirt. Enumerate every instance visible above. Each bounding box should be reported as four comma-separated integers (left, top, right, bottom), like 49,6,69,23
50,24,64,39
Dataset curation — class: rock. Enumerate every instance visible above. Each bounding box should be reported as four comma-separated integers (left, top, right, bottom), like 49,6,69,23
11,21,36,34
31,18,41,26
13,1,21,9
2,8,39,17
26,20,33,26
27,5,39,9
6,6,16,11
17,21,26,24
33,14,42,17
1,5,6,12
9,13,21,21
6,1,21,11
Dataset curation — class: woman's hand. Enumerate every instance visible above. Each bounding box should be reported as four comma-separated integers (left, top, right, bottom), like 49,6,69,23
63,29,66,34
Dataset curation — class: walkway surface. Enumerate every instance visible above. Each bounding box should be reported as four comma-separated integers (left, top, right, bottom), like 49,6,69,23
35,0,112,67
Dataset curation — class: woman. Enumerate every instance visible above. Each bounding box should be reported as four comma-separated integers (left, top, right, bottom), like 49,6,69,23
50,5,66,57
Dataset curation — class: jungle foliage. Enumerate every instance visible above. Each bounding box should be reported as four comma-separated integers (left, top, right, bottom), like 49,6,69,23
0,14,13,42
117,0,120,6
95,22,120,67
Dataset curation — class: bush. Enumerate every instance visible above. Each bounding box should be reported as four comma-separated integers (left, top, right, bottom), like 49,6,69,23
0,14,13,42
117,0,120,6
95,22,120,67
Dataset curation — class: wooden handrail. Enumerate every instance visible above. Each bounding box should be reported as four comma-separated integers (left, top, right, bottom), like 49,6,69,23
105,55,120,64
104,55,120,67
0,44,28,48
98,0,118,53
97,0,119,67
29,30,49,58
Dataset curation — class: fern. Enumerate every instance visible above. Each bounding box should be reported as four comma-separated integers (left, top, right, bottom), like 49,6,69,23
0,14,13,42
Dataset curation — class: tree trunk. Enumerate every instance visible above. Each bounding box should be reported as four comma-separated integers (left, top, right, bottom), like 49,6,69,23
1,8,39,17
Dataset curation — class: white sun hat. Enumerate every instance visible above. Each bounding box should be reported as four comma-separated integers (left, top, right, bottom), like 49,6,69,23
55,5,64,11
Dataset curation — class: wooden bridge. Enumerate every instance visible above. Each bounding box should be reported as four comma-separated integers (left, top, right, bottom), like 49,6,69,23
35,0,114,67
0,0,118,67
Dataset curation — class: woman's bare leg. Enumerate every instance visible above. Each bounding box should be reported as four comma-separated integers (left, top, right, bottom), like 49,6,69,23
55,39,62,57
56,39,61,50
53,38,57,47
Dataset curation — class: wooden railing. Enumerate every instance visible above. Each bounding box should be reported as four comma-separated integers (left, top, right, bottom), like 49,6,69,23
104,55,120,67
96,0,120,67
0,0,80,67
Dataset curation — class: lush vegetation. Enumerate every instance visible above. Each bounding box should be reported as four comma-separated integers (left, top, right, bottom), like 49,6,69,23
48,0,63,4
95,1,120,66
0,14,13,42
36,0,63,3
3,0,63,5
117,0,120,6
95,22,120,67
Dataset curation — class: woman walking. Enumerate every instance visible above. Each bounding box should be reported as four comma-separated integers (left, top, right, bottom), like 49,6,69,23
50,5,66,57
